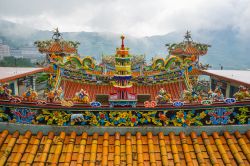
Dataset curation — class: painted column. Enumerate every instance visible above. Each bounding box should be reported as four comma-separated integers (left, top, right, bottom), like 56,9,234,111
32,76,36,91
13,80,19,95
225,82,230,98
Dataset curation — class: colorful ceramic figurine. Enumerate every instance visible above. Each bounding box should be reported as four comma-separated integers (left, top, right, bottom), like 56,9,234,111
22,88,38,101
208,86,224,101
234,85,250,101
183,89,201,103
0,83,12,99
156,88,172,103
73,89,90,103
46,87,63,103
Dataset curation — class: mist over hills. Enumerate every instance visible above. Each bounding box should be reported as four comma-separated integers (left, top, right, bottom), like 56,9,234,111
0,19,249,70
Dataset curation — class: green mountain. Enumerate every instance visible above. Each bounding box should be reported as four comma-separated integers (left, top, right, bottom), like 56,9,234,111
0,19,249,70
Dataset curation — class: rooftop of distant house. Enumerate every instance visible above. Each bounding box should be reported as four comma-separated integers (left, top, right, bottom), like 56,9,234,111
0,67,47,83
201,70,250,87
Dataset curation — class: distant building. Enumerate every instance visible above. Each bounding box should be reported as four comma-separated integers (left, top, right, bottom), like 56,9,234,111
19,46,43,62
0,38,43,61
0,42,10,59
201,70,250,97
10,46,43,62
0,67,48,95
10,48,23,58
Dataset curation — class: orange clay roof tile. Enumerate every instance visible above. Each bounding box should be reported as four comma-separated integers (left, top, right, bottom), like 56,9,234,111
47,42,76,54
62,80,186,101
0,130,250,165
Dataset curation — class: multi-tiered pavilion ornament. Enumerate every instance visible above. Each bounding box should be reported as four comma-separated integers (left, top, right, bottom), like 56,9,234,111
165,31,211,90
166,31,210,58
34,28,80,90
109,36,137,107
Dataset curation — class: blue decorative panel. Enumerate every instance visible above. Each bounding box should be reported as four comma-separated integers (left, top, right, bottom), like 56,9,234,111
224,98,236,104
173,101,184,107
207,108,235,125
11,108,37,124
90,101,102,107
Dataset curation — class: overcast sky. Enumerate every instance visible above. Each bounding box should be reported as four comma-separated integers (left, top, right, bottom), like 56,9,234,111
0,0,250,37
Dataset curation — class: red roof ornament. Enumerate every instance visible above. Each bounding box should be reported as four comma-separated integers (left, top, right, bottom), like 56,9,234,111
166,31,210,56
35,28,79,55
121,35,125,49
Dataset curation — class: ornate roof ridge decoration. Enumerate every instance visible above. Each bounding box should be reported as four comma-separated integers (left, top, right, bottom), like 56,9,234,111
34,28,80,54
166,31,211,56
102,54,145,67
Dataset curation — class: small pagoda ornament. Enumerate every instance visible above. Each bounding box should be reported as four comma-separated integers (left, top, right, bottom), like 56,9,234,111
109,35,137,107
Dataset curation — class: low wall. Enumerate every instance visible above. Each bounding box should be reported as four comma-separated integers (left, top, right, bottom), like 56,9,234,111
0,122,249,135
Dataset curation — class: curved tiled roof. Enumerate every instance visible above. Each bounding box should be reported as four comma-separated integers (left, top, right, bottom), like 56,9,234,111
47,42,77,54
0,130,249,165
171,45,207,56
185,45,205,55
0,67,49,83
62,80,186,100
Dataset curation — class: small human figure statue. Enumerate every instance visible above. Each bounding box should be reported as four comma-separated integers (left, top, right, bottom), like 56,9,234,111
234,85,250,101
79,89,85,100
156,88,172,103
54,87,63,101
208,86,224,101
46,87,64,103
73,89,90,104
22,87,38,101
26,87,32,97
0,83,12,99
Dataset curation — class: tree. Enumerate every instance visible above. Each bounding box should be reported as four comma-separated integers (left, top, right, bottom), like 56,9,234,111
0,56,34,67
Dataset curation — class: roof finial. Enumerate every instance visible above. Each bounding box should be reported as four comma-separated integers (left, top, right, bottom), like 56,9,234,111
184,30,192,42
52,27,62,41
121,35,125,49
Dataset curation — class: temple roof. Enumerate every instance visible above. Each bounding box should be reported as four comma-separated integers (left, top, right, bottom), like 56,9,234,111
167,31,210,56
0,129,249,165
35,29,78,55
171,44,205,56
62,80,186,101
0,67,48,83
47,42,77,54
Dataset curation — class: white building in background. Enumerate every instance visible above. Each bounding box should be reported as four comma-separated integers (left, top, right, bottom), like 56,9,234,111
10,48,22,58
18,46,43,62
10,45,43,62
0,39,10,59
0,38,43,61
